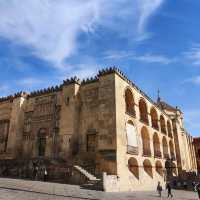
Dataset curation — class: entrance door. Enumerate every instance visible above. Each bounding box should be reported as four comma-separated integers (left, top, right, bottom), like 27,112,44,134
38,129,46,156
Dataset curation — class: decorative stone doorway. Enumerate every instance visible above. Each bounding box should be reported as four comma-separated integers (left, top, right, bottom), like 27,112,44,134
37,129,46,157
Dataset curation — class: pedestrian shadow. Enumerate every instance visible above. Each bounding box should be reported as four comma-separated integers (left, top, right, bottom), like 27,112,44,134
0,186,100,200
149,194,161,197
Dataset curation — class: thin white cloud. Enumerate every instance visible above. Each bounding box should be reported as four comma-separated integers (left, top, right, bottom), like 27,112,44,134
58,62,100,80
184,45,200,65
17,78,44,86
0,84,10,97
104,50,173,64
133,53,173,64
0,84,8,90
0,0,164,67
184,76,200,85
185,110,200,131
103,51,135,60
137,0,163,33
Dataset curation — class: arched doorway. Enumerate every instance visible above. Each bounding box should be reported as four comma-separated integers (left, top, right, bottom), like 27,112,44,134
169,140,175,159
155,160,163,176
143,159,153,178
150,108,159,130
128,157,139,179
141,126,151,156
38,128,46,157
167,121,173,138
126,121,138,154
139,99,149,124
125,88,135,116
162,136,169,159
153,132,161,158
160,115,166,134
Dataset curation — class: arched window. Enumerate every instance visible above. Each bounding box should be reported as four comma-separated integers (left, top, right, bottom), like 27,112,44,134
139,99,149,124
141,127,151,156
126,121,138,154
160,115,166,134
153,132,161,158
128,157,139,179
0,120,10,152
150,108,159,130
38,128,46,157
143,159,153,178
198,149,200,158
162,136,169,159
155,161,163,176
167,121,172,138
172,119,177,135
125,88,135,116
169,140,175,159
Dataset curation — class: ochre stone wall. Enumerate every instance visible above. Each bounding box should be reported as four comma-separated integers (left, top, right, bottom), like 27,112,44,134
0,100,12,157
0,68,197,191
194,138,200,173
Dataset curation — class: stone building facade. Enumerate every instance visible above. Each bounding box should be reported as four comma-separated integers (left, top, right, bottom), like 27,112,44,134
194,137,200,174
0,68,197,191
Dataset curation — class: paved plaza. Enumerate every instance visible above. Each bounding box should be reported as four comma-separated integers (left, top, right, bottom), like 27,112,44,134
0,178,198,200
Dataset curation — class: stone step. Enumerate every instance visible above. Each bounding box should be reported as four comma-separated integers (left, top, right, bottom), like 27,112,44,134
73,165,100,181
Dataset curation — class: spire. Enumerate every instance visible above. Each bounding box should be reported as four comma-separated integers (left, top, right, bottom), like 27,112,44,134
157,89,161,103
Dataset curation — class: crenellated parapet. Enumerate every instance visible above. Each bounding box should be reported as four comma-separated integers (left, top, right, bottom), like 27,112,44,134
28,85,62,98
0,67,179,117
0,95,14,103
62,76,81,86
0,91,28,103
97,67,176,119
97,67,127,78
97,67,156,108
81,76,99,85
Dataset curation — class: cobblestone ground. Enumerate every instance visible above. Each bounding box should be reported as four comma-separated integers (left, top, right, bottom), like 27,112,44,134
0,178,198,200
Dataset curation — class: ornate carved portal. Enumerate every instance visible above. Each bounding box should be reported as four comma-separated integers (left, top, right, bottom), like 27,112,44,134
0,120,10,154
38,128,46,157
23,112,33,140
22,94,61,158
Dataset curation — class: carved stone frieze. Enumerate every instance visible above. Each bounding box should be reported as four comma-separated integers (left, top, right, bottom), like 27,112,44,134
0,120,10,153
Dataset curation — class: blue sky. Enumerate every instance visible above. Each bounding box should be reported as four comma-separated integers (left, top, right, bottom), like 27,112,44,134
0,0,200,136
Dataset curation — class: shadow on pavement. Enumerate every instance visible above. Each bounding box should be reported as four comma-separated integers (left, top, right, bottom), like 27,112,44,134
0,186,100,200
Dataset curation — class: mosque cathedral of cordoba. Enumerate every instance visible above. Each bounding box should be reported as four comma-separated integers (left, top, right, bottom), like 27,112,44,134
0,67,197,191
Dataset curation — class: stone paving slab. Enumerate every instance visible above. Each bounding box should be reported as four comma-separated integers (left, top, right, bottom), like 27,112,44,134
0,178,198,200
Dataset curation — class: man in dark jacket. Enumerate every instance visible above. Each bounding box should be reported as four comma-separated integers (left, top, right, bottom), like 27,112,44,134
166,182,173,198
195,183,200,199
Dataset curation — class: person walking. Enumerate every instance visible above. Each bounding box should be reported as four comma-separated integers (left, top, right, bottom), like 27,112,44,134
157,181,162,197
166,182,173,198
195,183,200,199
44,168,48,182
35,166,39,180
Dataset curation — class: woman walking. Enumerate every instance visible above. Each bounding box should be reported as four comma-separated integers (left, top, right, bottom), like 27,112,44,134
157,182,162,197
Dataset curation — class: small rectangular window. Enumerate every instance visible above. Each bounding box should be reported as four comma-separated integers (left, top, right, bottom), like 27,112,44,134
87,134,96,152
